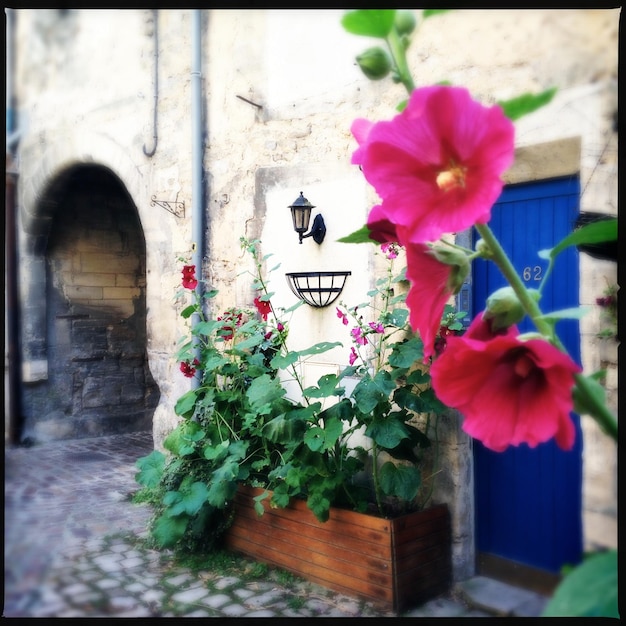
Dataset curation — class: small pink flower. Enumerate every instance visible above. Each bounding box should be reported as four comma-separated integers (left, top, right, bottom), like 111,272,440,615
351,327,368,346
336,307,349,325
369,321,384,333
380,242,399,259
352,85,515,244
430,313,581,452
277,322,285,332
348,347,358,366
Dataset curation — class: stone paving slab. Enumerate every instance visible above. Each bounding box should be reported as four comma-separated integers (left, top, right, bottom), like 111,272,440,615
4,431,550,618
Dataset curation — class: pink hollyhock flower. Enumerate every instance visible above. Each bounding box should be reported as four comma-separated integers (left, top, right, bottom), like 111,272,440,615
430,313,581,452
405,243,456,362
254,297,272,321
336,307,349,325
351,327,368,346
181,265,198,290
351,86,515,243
369,321,384,333
348,347,358,366
380,242,399,260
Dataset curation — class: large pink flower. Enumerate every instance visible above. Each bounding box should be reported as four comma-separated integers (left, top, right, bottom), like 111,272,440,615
430,313,581,452
405,242,455,362
352,86,515,243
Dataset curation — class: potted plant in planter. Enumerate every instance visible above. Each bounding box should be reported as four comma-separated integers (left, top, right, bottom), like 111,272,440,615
135,237,459,612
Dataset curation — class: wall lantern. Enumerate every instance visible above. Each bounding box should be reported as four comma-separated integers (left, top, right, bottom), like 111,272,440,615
289,192,326,244
286,271,351,308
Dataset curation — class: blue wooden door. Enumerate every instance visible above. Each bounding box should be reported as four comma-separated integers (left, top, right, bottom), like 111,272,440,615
472,176,583,576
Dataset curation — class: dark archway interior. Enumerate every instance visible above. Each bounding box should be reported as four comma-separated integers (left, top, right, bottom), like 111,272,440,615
21,165,159,442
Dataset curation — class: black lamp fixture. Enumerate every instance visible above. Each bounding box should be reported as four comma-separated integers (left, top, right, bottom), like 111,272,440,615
289,192,326,244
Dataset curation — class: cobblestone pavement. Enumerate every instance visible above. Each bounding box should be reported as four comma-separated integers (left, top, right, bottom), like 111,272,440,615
4,431,550,618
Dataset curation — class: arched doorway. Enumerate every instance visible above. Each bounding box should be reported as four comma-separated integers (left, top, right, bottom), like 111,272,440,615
20,164,159,442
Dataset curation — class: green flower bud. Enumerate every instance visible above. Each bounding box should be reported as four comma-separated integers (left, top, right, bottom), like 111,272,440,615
428,245,470,294
394,10,417,36
356,47,392,81
483,286,540,330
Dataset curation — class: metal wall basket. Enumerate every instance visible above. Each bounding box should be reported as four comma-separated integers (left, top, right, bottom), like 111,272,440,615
285,271,351,308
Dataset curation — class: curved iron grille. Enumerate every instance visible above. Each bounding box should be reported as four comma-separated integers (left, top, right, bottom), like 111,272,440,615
285,271,351,308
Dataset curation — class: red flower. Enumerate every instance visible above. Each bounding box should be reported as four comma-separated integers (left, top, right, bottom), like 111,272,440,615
430,313,581,452
405,243,456,362
352,86,515,244
180,358,200,378
181,265,198,290
254,297,272,321
366,205,400,244
217,309,243,341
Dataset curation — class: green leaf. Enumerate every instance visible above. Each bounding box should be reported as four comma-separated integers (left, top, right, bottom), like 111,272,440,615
175,389,198,417
203,440,230,461
379,462,421,501
497,87,557,121
303,373,345,399
366,416,408,448
537,306,592,322
297,341,343,358
538,218,617,261
163,421,204,456
246,374,286,412
304,426,326,452
135,450,166,488
542,550,618,617
389,337,424,368
352,371,394,413
194,320,222,336
337,224,377,244
423,9,449,19
262,408,311,443
181,304,196,319
341,9,395,38
306,491,331,522
153,513,189,548
169,481,210,516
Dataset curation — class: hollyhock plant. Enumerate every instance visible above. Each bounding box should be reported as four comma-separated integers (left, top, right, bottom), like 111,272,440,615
430,313,581,452
352,85,515,244
180,358,200,378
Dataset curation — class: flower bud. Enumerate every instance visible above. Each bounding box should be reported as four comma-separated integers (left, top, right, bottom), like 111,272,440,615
427,245,470,294
394,10,417,35
483,286,539,331
356,47,392,81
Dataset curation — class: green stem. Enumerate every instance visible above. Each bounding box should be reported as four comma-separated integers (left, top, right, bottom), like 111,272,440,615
386,29,415,94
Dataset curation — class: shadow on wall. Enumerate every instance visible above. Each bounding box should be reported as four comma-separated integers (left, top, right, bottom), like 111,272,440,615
20,165,159,444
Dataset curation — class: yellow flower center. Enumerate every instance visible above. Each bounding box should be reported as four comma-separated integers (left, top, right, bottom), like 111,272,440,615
436,164,467,192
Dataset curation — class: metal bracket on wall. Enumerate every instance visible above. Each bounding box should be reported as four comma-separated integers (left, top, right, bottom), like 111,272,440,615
151,195,185,218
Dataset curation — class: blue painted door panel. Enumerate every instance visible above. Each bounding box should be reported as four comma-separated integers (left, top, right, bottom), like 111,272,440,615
472,176,583,574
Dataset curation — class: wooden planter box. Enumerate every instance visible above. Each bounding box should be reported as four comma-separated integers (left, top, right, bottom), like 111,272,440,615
224,485,452,613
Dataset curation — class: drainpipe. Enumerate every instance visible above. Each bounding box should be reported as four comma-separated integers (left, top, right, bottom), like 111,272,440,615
142,9,158,158
5,7,22,444
190,9,204,388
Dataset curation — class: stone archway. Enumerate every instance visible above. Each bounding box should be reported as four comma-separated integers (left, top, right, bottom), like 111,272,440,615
19,164,159,443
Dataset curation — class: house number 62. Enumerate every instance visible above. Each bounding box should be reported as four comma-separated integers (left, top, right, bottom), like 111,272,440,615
522,265,543,281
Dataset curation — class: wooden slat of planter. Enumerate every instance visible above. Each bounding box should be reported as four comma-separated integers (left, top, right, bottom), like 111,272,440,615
232,491,393,561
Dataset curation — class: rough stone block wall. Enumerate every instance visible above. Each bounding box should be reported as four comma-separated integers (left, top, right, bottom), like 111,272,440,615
20,167,159,443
